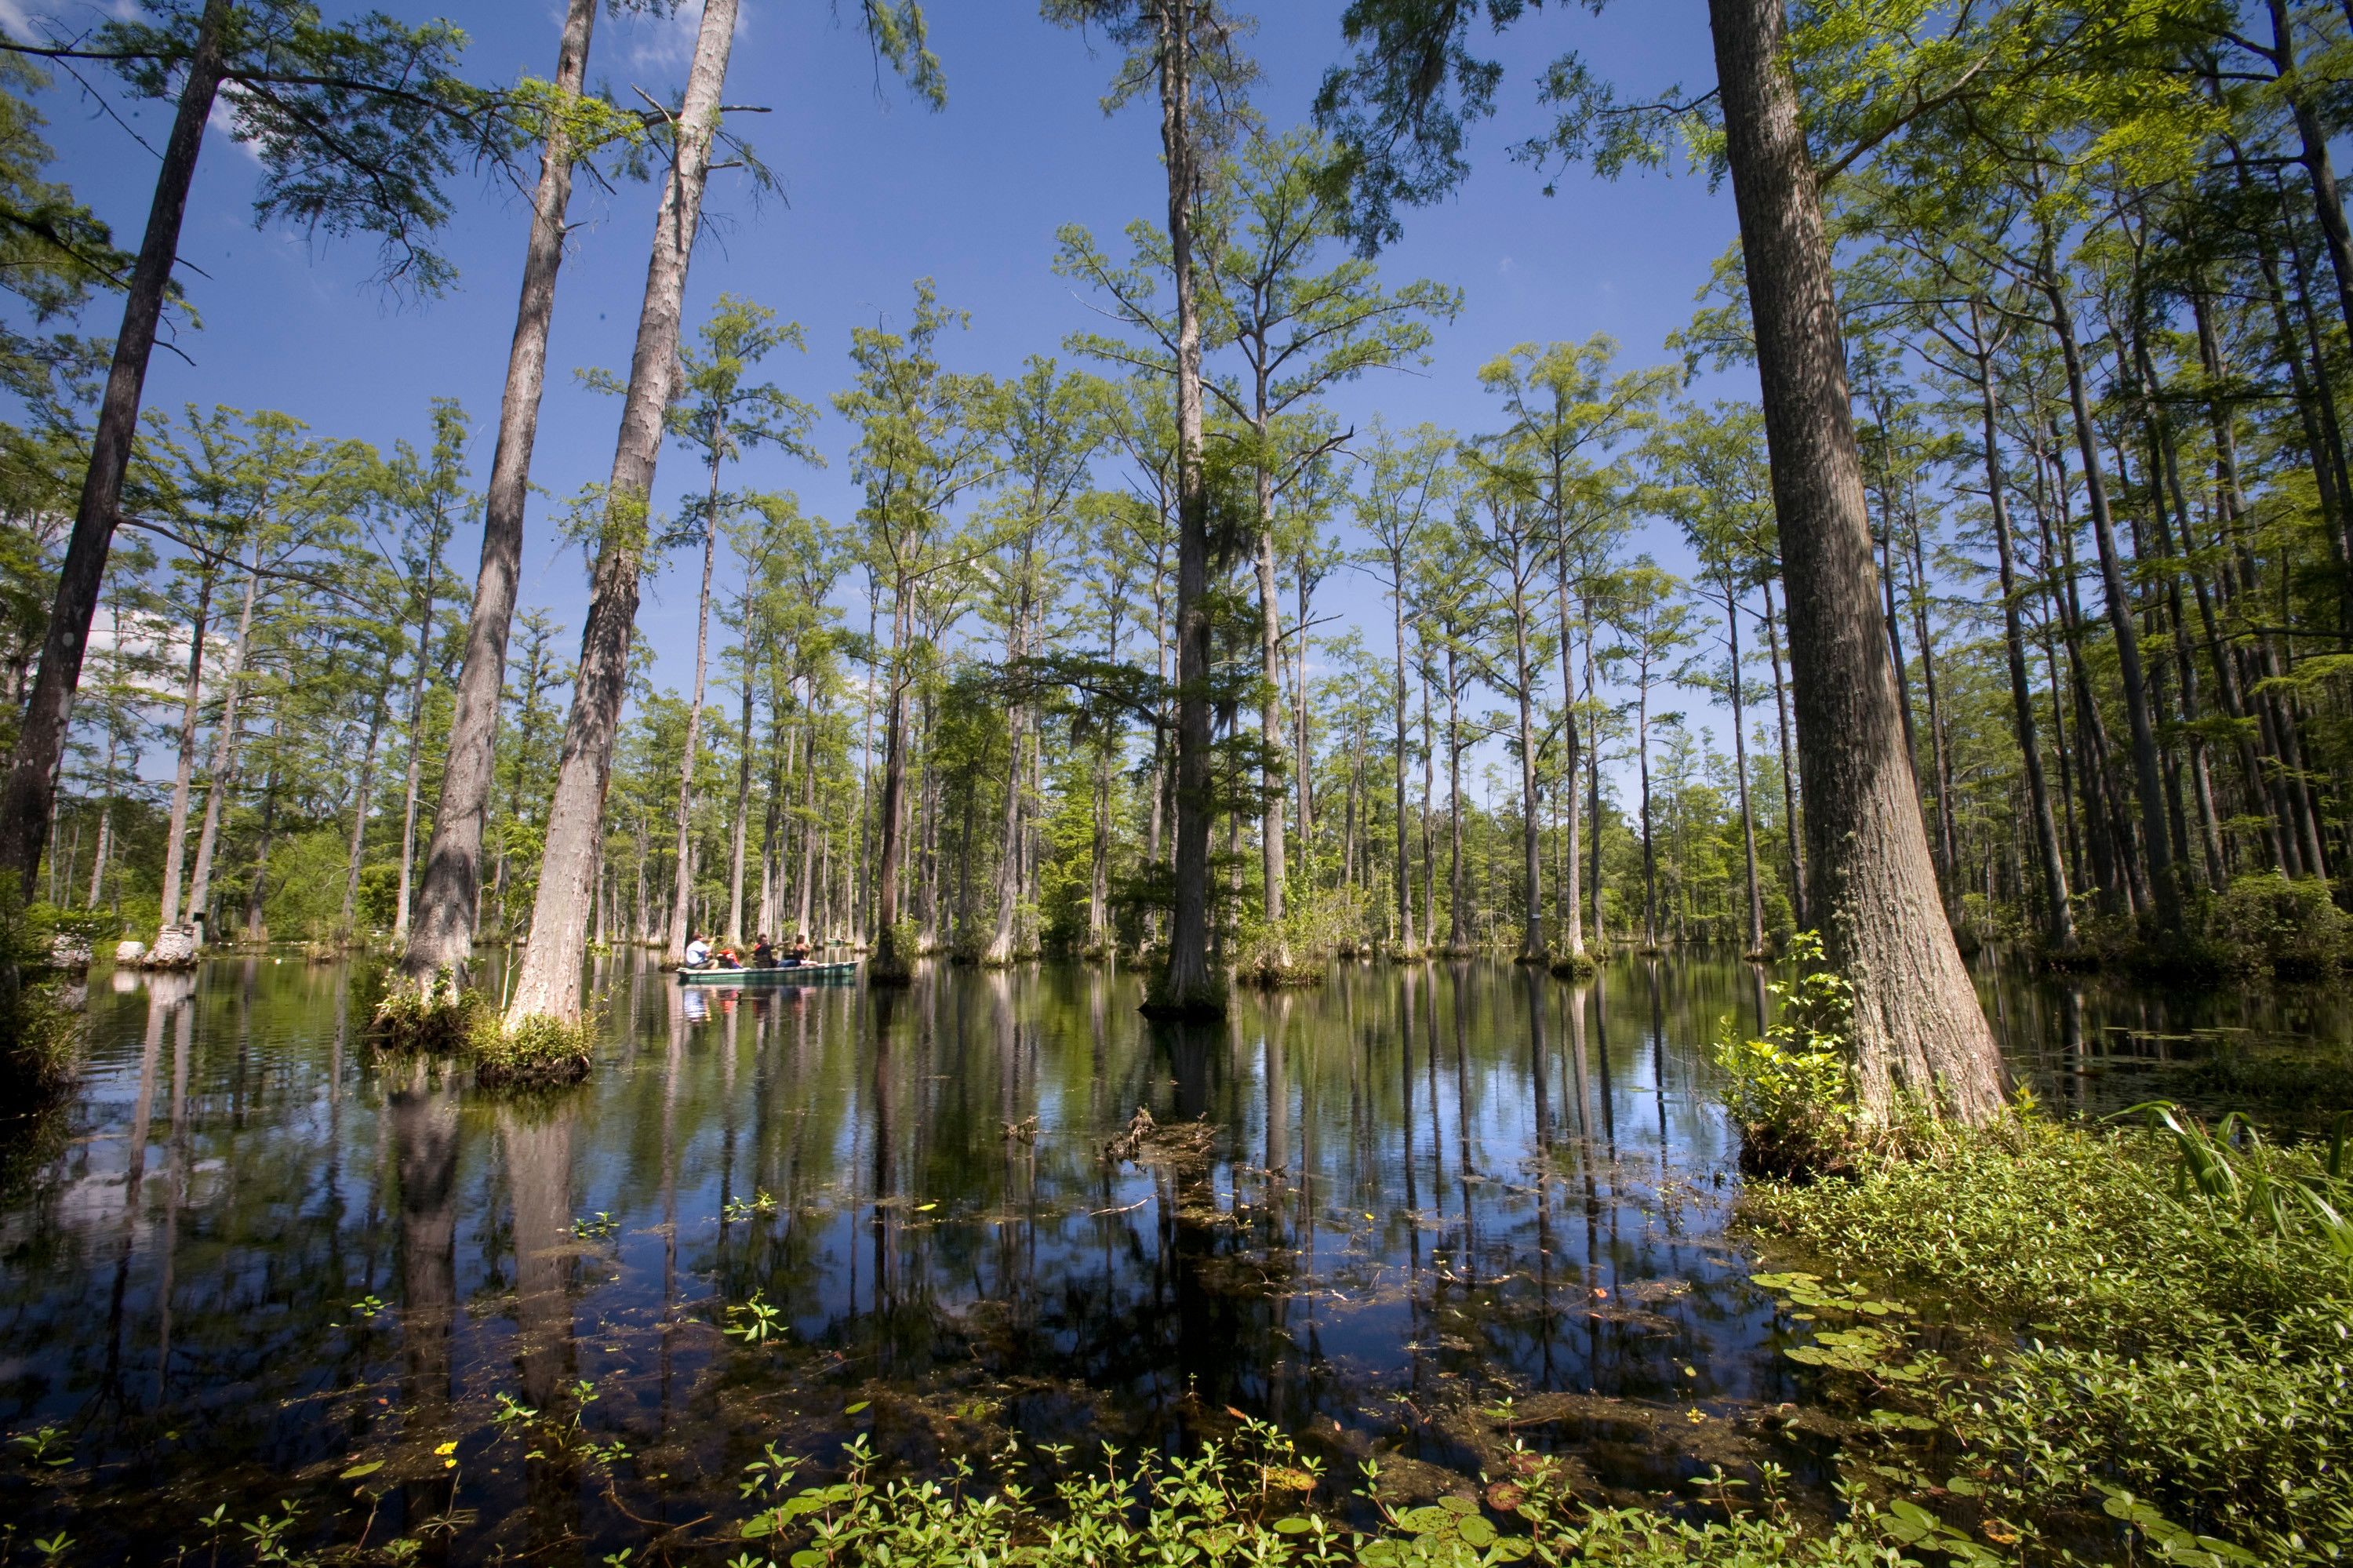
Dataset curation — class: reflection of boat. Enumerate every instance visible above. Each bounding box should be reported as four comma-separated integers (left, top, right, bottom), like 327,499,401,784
675,961,860,986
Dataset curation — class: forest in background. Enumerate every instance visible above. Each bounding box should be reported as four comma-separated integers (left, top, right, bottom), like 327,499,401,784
0,0,2350,1031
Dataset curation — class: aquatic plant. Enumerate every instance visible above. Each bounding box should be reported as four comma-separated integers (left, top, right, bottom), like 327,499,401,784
726,1423,1929,1568
1711,934,1863,1179
1743,1108,2353,1562
367,977,487,1054
467,1010,591,1088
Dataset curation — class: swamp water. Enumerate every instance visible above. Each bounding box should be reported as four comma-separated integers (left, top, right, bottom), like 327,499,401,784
2,952,2345,1563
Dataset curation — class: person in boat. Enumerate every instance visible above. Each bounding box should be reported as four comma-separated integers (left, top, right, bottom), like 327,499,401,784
712,940,742,969
683,933,713,970
750,933,776,967
784,931,811,966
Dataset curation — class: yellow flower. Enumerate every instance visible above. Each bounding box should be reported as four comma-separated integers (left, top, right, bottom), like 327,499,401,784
434,1441,458,1457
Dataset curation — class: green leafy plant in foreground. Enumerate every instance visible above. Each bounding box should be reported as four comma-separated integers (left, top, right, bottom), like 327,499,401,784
726,1423,1931,1568
1712,933,1864,1179
1744,1107,2353,1564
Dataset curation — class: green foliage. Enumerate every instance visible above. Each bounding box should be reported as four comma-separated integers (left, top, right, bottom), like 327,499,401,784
0,892,82,1101
1744,1110,2353,1561
468,1010,592,1089
728,1420,1947,1568
2204,873,2350,979
369,980,487,1054
1711,933,1859,1179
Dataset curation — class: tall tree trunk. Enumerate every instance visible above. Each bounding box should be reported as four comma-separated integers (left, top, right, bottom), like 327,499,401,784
870,592,915,980
727,647,756,948
1902,497,1960,906
187,547,263,940
1723,586,1766,956
1446,646,1466,951
1553,559,1585,959
504,0,736,1028
1969,317,2075,954
1256,427,1289,962
1759,577,1804,926
242,747,278,941
1154,0,1218,1015
666,475,722,963
1638,677,1657,948
1509,573,1544,963
1708,0,2003,1121
797,700,820,938
1420,669,1438,953
2269,0,2353,356
2043,272,2178,926
392,546,442,943
156,574,215,932
404,0,598,998
1391,558,1416,955
985,620,1027,966
85,723,118,911
342,682,390,940
0,0,228,897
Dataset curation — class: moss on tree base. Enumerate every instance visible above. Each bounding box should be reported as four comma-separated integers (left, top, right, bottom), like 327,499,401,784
1548,951,1598,980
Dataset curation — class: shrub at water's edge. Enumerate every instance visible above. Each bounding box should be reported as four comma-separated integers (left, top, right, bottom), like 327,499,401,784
0,895,85,1104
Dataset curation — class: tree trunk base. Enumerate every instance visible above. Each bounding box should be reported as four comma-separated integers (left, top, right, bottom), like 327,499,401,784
1548,951,1598,980
1140,973,1227,1019
143,924,201,970
1511,950,1549,968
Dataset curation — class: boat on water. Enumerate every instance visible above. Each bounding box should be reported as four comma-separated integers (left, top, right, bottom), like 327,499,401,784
676,960,860,985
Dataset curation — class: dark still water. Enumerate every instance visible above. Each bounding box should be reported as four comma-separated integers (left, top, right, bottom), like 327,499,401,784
2,954,2344,1562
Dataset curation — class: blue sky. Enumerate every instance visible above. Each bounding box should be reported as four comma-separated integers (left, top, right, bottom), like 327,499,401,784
26,0,1758,789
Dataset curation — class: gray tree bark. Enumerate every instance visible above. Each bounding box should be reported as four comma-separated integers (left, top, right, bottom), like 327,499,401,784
1708,0,2004,1122
402,0,598,999
504,0,737,1027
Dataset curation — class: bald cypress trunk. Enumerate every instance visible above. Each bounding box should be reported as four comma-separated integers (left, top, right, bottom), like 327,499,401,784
1707,0,2004,1122
1969,313,2075,955
1151,0,1220,1016
405,0,599,998
504,0,737,1028
665,472,722,964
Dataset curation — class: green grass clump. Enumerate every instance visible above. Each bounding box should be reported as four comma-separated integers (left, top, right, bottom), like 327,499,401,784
1743,1108,2353,1563
468,1010,592,1089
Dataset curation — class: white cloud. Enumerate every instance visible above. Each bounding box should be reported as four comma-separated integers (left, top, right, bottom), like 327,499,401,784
622,0,749,72
207,86,264,165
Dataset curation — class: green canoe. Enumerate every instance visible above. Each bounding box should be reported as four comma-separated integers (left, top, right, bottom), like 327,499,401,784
676,961,860,985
